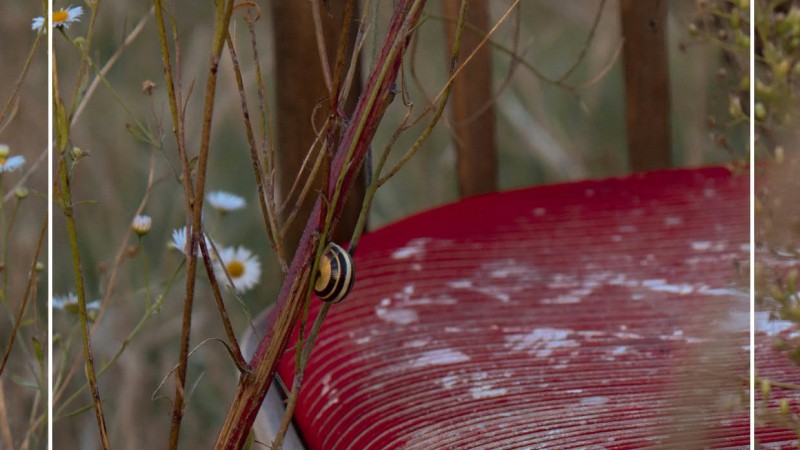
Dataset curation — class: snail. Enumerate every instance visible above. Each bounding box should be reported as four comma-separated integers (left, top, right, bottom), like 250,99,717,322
314,242,355,303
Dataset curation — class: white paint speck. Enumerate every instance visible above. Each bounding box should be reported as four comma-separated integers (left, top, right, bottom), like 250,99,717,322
577,331,605,339
660,329,706,344
547,273,580,289
580,396,609,406
642,279,667,287
692,241,727,252
541,294,582,304
481,259,539,281
404,295,458,306
664,216,683,226
392,238,434,259
614,332,642,339
699,287,746,297
692,241,713,251
470,385,508,399
648,283,695,294
375,306,418,325
448,280,473,289
477,286,511,303
505,328,578,357
392,247,422,259
440,375,459,389
410,348,470,367
404,339,430,348
608,273,638,288
640,279,695,295
534,207,546,216
755,311,795,336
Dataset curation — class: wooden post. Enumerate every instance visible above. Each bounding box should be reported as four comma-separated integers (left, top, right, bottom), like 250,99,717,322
620,0,671,171
270,1,365,259
443,0,497,197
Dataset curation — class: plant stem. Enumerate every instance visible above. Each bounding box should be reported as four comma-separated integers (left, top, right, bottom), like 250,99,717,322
212,3,426,448
167,0,235,447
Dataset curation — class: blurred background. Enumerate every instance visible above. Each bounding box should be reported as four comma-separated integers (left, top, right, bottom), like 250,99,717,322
51,1,747,448
0,1,49,449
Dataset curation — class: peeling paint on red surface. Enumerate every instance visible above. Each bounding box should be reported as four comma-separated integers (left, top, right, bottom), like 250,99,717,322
278,167,751,449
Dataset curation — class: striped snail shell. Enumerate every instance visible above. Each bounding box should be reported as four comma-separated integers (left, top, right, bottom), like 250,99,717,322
314,242,355,303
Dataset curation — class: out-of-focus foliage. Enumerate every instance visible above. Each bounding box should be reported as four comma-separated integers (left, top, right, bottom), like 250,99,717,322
754,0,800,439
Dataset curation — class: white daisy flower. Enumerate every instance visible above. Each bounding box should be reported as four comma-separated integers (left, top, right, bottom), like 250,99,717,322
53,293,101,320
214,246,261,293
0,144,25,173
207,191,246,213
53,292,79,314
86,300,101,311
168,227,190,254
132,215,152,236
32,5,83,32
168,226,215,257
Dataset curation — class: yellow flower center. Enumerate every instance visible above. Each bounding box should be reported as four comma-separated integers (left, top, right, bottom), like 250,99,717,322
0,157,6,165
226,260,245,278
53,10,68,23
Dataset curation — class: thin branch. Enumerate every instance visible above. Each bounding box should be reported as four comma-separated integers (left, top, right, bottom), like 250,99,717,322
224,29,281,262
243,11,284,268
197,236,249,371
310,0,334,94
72,7,153,124
556,0,608,83
0,216,46,376
53,16,111,444
272,302,331,447
0,382,12,450
168,0,235,447
0,27,44,130
330,0,356,113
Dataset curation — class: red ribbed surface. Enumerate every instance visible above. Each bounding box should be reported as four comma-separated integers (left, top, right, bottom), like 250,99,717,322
278,167,751,449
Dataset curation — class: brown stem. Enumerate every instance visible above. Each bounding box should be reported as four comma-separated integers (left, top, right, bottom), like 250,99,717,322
330,0,357,112
273,303,331,447
198,236,249,371
53,31,112,447
310,0,334,94
0,216,46,376
167,0,235,448
443,0,497,197
0,381,12,450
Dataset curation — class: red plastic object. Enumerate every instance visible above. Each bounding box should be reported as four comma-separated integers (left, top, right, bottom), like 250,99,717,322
278,167,750,449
